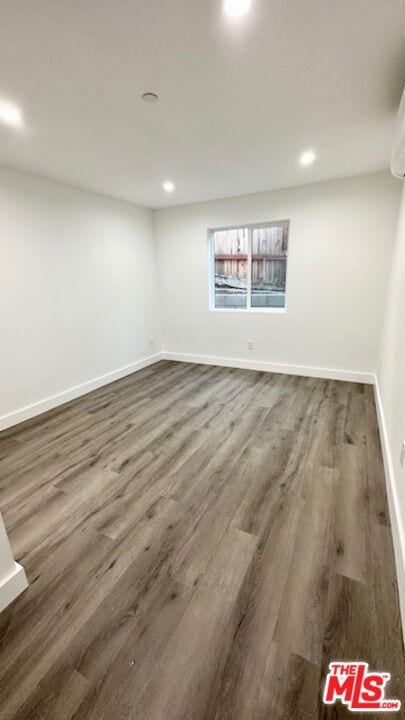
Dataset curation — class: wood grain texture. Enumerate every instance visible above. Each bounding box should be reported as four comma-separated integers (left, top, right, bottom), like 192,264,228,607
0,360,403,719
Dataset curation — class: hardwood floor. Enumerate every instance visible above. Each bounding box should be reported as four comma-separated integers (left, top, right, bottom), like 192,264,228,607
0,360,403,719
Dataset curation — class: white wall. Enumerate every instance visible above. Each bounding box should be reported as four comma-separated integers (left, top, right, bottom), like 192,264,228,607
0,165,161,428
376,181,405,630
155,172,400,381
0,513,16,583
0,512,28,612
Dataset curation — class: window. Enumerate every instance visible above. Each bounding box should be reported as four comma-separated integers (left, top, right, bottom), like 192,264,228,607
209,221,289,311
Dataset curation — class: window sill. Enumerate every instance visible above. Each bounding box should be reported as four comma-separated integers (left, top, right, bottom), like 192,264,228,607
209,307,286,314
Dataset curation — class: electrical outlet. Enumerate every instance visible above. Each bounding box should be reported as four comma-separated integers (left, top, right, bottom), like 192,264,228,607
400,441,405,468
149,336,155,347
248,340,254,350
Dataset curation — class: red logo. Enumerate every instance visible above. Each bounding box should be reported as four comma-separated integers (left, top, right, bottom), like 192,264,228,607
323,662,401,712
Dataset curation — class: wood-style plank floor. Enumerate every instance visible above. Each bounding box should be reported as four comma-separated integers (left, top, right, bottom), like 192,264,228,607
0,360,403,719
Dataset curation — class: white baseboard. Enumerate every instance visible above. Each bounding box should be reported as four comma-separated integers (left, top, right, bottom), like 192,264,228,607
163,352,374,384
0,562,28,613
0,352,164,432
374,378,405,638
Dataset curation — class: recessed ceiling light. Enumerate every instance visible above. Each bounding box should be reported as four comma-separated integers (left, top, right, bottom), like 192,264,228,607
224,0,252,17
300,150,316,167
142,92,159,103
0,100,23,128
163,180,175,193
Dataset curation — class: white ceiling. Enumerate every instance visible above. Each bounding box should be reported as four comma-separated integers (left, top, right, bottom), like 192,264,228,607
0,0,404,209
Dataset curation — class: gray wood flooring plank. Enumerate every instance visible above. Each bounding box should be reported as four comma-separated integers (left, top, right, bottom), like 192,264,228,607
0,360,402,720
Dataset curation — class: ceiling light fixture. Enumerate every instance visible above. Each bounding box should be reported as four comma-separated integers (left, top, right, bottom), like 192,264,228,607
142,92,159,103
224,0,252,17
0,100,23,128
163,180,175,193
300,149,316,167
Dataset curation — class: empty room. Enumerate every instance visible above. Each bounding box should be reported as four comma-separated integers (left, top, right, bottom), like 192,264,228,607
1,1,405,718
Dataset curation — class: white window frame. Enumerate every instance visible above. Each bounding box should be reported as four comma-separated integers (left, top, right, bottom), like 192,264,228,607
208,220,289,313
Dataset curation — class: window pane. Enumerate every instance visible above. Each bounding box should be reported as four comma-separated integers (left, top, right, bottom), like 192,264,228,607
214,228,248,309
251,224,288,308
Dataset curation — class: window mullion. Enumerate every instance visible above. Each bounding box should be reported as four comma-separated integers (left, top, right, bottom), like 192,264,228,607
247,227,252,309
